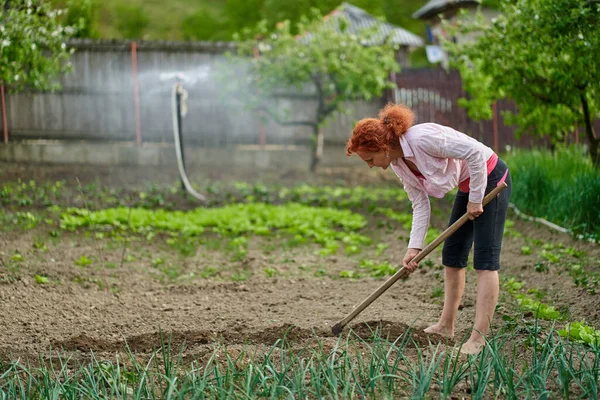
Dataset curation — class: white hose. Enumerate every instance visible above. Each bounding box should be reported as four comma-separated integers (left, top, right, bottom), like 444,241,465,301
509,202,598,244
171,83,207,203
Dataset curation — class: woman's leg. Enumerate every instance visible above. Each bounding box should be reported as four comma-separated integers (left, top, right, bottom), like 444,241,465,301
460,270,499,354
461,161,511,354
424,266,465,337
426,191,473,337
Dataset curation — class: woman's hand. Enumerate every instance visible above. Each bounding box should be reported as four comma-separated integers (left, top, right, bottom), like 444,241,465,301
402,248,421,273
467,201,484,220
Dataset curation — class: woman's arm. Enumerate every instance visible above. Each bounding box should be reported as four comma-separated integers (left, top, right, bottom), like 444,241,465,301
404,183,430,250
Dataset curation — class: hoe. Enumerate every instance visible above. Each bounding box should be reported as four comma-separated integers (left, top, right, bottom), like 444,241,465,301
332,182,508,335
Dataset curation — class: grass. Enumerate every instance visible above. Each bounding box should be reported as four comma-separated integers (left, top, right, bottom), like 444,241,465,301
502,145,600,240
1,324,599,399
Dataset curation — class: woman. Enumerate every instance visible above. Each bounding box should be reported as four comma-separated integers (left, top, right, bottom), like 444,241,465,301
346,103,511,355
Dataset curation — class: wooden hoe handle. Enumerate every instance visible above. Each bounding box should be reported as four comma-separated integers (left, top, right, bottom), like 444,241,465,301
331,182,508,335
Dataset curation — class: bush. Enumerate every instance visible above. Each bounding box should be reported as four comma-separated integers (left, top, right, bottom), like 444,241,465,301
65,0,99,38
114,4,149,39
182,8,229,41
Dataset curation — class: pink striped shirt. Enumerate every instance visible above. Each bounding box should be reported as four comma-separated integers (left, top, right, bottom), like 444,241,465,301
390,123,494,250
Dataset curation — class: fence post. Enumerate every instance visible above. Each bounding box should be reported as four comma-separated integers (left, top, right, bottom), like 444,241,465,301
131,41,142,145
253,46,266,148
1,85,7,144
492,101,499,152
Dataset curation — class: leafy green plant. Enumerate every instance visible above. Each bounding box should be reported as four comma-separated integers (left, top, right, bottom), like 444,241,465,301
534,262,549,273
359,259,397,277
314,268,327,277
228,236,248,261
559,322,600,348
34,274,49,284
540,250,561,263
32,239,47,252
74,255,92,267
166,235,199,257
151,257,165,268
503,278,525,293
503,219,522,238
200,267,218,279
10,253,24,262
521,246,532,255
339,270,360,279
514,294,562,320
61,203,370,254
264,267,277,278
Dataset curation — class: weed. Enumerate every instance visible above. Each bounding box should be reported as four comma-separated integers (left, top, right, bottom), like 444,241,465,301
75,255,93,267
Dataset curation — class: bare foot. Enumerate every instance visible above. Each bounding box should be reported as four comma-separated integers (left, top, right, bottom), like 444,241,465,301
459,340,485,355
424,323,454,338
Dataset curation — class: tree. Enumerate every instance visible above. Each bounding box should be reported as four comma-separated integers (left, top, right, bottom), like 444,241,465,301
226,8,400,171
114,4,149,39
182,7,230,41
443,0,600,167
0,0,74,92
64,0,98,38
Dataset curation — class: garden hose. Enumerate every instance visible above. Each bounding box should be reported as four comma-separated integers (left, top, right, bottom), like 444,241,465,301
508,202,597,243
171,83,207,203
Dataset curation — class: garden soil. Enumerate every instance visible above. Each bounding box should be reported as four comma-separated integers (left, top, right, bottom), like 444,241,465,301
1,162,599,365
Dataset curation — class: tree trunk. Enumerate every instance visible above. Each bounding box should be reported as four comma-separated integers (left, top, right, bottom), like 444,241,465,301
580,92,600,168
310,125,323,173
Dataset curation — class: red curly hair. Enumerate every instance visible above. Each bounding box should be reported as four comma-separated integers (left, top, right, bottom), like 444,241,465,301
346,103,415,155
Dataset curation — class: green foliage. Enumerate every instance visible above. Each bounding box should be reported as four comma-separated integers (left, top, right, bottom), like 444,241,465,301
520,246,532,255
444,0,600,166
1,326,599,398
181,7,229,41
60,203,371,253
0,0,75,91
230,10,399,117
74,255,92,267
54,0,424,42
559,322,600,348
503,146,600,239
514,294,562,320
224,8,400,170
114,4,149,39
503,277,524,293
10,253,24,262
375,207,441,244
63,0,98,38
358,259,397,277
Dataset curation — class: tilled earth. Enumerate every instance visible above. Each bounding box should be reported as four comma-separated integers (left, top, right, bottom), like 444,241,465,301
1,163,599,366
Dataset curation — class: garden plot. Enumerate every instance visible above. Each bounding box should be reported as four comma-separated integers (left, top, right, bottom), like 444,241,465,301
1,164,599,398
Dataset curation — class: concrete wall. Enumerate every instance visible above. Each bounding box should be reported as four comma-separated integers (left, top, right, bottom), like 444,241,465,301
0,141,360,170
4,39,384,147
